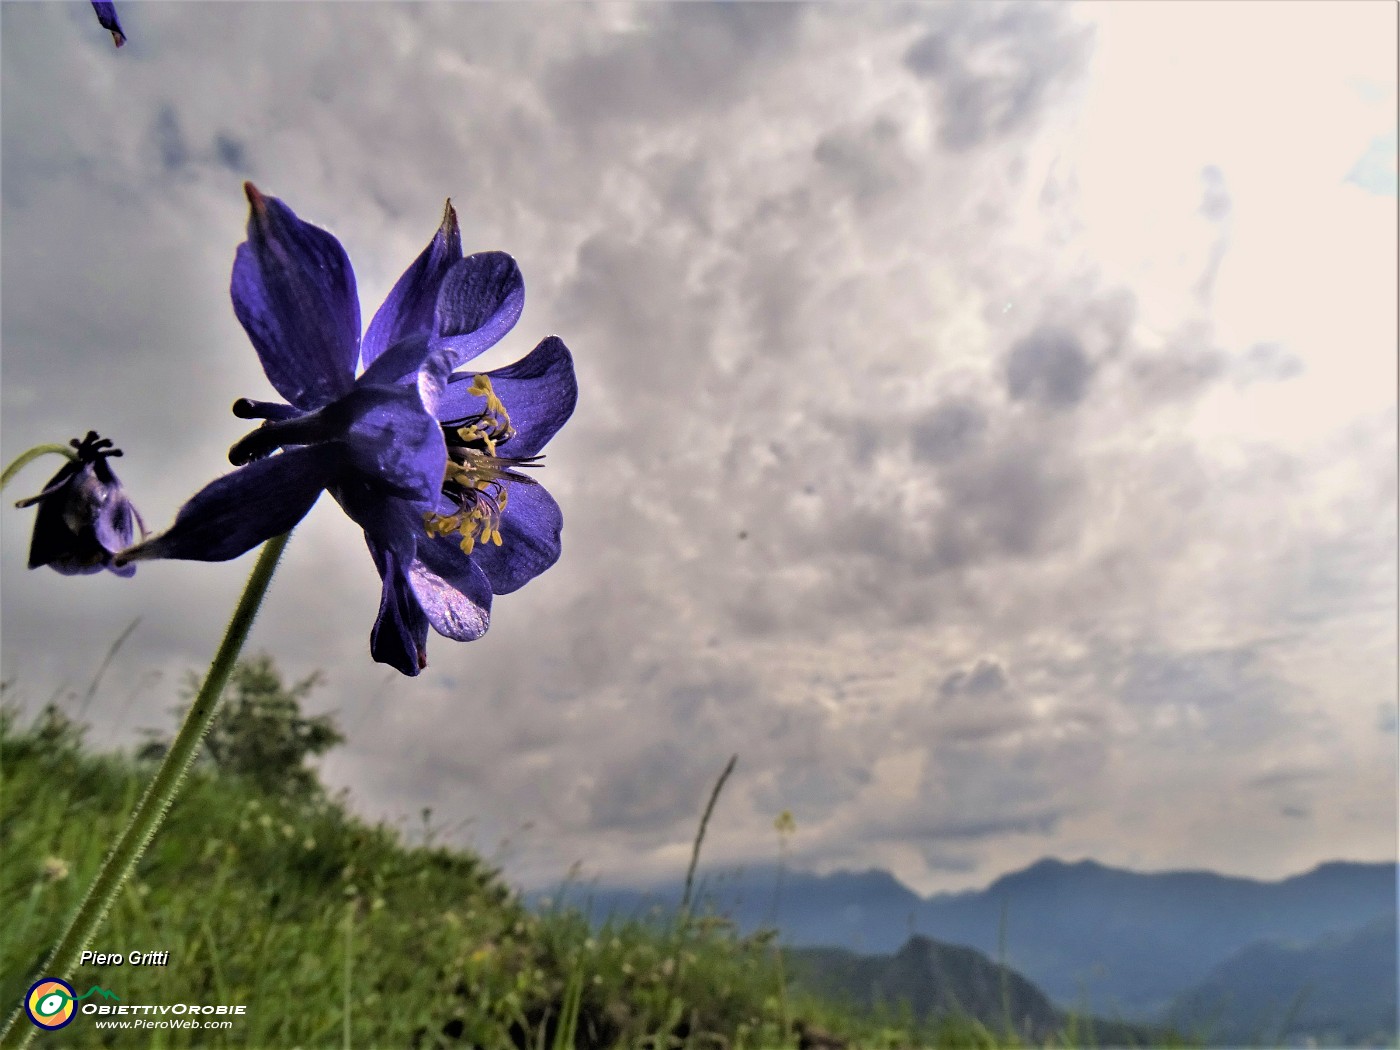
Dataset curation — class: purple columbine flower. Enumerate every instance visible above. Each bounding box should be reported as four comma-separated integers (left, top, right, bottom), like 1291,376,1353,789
120,184,576,676
91,2,126,47
16,431,146,576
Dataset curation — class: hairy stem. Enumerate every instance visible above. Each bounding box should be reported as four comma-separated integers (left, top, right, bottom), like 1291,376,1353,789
0,444,78,493
1,533,291,1048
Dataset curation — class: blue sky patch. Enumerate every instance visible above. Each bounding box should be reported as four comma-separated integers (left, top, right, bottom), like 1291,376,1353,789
1346,127,1398,196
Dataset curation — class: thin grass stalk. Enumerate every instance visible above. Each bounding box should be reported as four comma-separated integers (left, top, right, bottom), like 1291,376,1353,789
0,533,291,1049
679,754,738,923
78,618,142,719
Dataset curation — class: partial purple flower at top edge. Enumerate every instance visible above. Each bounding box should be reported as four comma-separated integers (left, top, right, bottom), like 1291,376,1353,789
91,2,126,47
119,184,577,677
15,432,146,576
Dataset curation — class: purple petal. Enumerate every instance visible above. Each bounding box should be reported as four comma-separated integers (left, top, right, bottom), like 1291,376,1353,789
336,484,434,674
229,385,446,510
232,398,301,422
430,252,524,370
360,202,462,372
120,445,337,563
368,542,430,676
231,184,361,411
18,434,143,577
438,336,577,459
471,482,563,595
338,384,447,510
106,557,138,579
331,481,423,565
356,332,431,389
411,537,492,641
92,486,144,557
359,335,459,433
91,1,125,46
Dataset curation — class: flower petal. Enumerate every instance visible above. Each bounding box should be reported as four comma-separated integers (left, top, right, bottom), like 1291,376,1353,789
331,479,424,569
232,398,301,423
338,384,447,510
120,445,337,563
368,542,430,676
438,336,577,458
18,435,144,577
471,481,563,595
231,184,361,411
360,202,462,373
430,252,524,370
231,385,446,511
358,335,458,435
410,537,493,641
91,484,144,559
91,1,126,46
23,462,107,576
356,332,431,389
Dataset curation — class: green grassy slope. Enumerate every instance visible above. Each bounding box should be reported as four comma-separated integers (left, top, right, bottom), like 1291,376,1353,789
2,701,1204,1049
1,707,795,1048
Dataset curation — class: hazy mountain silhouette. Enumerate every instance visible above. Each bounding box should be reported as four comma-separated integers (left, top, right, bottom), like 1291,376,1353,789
787,934,1158,1045
545,857,1397,1021
1166,912,1398,1047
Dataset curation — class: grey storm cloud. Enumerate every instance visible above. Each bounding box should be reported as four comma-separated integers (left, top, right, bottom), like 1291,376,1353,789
1127,323,1228,404
911,397,989,464
917,810,1064,843
587,740,724,833
1005,327,1095,409
214,133,250,174
1246,767,1325,790
153,105,189,172
1195,165,1232,303
1235,341,1305,385
813,116,917,205
932,431,1086,567
1121,646,1266,711
903,2,1094,151
898,657,1037,747
938,659,1010,699
544,3,806,127
1199,164,1232,223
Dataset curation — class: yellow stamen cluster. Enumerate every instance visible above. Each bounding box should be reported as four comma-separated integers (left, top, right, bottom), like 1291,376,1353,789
454,374,515,454
423,375,516,555
424,471,508,554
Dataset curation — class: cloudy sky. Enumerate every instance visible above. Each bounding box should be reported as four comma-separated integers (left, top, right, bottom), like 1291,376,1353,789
2,1,1395,896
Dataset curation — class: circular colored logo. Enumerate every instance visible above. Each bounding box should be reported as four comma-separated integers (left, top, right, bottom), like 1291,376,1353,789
25,978,77,1030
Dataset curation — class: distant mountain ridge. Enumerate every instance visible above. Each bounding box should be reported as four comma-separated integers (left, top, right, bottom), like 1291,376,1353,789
788,935,1062,1042
1167,912,1399,1047
539,857,1397,1021
786,935,1158,1046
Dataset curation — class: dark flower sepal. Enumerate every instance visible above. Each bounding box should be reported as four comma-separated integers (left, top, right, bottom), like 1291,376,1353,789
15,431,145,576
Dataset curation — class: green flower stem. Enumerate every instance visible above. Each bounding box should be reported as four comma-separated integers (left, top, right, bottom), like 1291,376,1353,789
0,444,78,493
0,532,291,1049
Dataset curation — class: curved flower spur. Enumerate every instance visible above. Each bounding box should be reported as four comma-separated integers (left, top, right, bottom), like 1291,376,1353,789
120,185,576,675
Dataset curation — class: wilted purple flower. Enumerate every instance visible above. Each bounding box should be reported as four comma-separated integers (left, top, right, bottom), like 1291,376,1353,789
15,431,145,576
121,185,576,676
91,2,125,47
